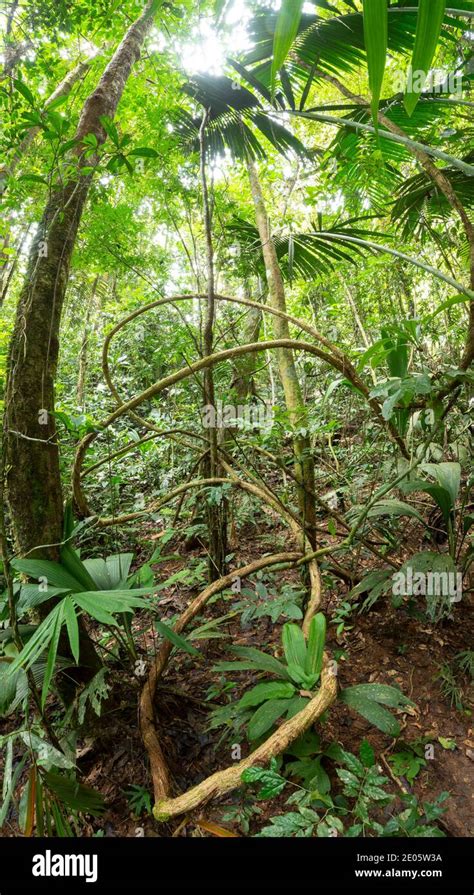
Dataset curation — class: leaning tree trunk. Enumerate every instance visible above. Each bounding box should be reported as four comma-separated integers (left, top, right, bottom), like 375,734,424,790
4,0,156,560
2,1,157,687
246,156,317,547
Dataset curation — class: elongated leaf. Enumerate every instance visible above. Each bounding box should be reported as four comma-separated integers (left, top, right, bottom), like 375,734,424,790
404,0,447,116
271,0,305,95
72,593,118,627
7,603,65,676
229,646,292,680
363,0,388,123
422,462,461,507
11,559,85,592
342,683,412,708
60,543,97,591
282,623,307,669
340,689,400,735
248,698,289,740
305,613,326,678
105,552,134,587
41,603,65,707
366,499,426,525
44,772,105,816
237,681,295,710
13,78,36,107
155,620,201,657
63,597,80,665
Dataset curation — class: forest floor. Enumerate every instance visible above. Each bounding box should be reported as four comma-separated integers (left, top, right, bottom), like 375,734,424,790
69,519,474,838
1,518,473,839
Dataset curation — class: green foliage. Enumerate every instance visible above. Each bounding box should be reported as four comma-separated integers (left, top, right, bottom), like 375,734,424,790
124,784,152,817
363,0,388,123
240,740,447,838
339,684,413,736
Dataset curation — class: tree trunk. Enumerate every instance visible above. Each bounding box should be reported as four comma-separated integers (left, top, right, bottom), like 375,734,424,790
2,1,157,693
246,156,317,547
3,0,156,561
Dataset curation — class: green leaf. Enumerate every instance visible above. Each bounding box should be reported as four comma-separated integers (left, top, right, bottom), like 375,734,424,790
363,0,388,124
427,294,470,320
44,772,105,816
155,620,201,657
99,114,120,146
8,602,66,676
63,597,80,665
227,646,292,680
13,78,36,107
305,613,326,678
404,0,447,116
422,462,461,507
340,687,402,736
60,543,98,591
241,759,287,799
10,558,85,592
237,681,295,710
360,739,376,768
18,174,48,186
342,683,411,709
366,499,426,525
282,623,306,669
248,699,289,740
41,602,65,707
271,0,304,95
345,694,400,736
128,147,159,158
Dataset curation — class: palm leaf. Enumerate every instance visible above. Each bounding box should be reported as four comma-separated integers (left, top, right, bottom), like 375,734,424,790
363,0,388,124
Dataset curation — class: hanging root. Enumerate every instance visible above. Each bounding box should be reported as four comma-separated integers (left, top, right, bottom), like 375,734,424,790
153,659,337,821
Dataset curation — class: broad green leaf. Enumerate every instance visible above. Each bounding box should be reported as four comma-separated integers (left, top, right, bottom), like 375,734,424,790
11,558,85,592
363,0,388,124
18,174,48,186
340,690,401,736
282,623,306,669
13,78,36,107
305,613,326,678
99,114,120,145
271,0,304,95
248,698,289,740
72,593,118,627
228,646,292,680
428,294,470,320
366,499,426,525
285,695,311,719
155,620,201,657
404,0,447,116
105,552,134,587
128,147,159,158
422,462,461,507
342,683,411,708
241,760,286,799
19,732,74,770
60,543,98,591
237,681,295,710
